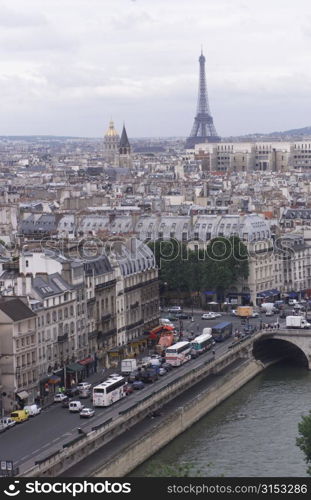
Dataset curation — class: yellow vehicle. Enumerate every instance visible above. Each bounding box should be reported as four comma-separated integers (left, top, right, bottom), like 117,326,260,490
10,409,29,423
236,306,253,317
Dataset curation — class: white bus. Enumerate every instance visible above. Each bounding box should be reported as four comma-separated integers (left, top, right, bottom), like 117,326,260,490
165,341,192,367
92,375,127,407
191,331,214,354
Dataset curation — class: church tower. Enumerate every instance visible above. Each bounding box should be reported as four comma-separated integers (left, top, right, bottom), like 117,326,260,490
118,124,132,168
103,119,120,164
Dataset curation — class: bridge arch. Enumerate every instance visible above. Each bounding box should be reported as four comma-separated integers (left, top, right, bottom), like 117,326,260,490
252,331,311,369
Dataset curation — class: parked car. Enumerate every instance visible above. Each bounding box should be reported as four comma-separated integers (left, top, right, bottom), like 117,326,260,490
69,401,84,413
132,380,145,390
77,382,92,391
79,407,95,418
10,410,29,423
54,393,68,403
65,387,80,397
251,312,259,318
0,417,16,429
24,404,41,417
0,423,7,433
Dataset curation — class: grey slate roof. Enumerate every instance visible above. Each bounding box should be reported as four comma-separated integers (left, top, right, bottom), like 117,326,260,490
32,273,73,298
0,298,36,321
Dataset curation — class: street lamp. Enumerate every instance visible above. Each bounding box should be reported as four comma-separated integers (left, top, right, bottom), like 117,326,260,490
191,296,194,322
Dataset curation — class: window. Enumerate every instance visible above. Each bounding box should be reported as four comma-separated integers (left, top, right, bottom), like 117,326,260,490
25,260,29,268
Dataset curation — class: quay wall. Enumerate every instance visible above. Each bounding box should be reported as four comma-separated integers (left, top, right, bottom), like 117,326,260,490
92,358,266,477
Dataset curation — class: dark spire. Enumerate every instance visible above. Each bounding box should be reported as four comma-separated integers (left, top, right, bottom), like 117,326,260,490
119,124,130,150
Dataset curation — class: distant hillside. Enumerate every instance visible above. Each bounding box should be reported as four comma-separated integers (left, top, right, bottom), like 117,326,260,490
224,126,311,142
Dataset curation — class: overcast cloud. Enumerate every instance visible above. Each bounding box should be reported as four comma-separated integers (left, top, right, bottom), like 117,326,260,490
0,0,310,138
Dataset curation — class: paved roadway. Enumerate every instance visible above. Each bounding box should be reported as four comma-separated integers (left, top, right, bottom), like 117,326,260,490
0,309,286,473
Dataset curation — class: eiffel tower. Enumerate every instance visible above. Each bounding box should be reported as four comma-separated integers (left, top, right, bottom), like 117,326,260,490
186,50,220,149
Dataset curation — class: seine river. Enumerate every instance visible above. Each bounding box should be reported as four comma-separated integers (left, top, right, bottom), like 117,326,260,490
130,363,311,477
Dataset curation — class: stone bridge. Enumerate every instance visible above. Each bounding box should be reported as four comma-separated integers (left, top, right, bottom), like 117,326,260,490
251,328,311,369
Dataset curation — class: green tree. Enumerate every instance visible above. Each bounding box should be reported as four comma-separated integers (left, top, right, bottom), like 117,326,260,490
296,411,311,475
148,236,249,302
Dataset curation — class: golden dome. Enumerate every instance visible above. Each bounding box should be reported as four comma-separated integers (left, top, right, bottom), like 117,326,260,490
105,120,119,137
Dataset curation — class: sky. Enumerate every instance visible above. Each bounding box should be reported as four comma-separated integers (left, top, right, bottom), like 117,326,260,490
0,0,311,138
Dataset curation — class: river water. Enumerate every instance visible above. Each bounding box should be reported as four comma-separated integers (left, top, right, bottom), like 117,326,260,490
130,363,311,477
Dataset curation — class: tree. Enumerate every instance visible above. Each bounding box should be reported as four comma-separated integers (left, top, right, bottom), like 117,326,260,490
296,411,311,475
148,237,249,302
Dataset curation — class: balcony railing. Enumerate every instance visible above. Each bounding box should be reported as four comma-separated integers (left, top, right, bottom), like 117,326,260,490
57,333,68,342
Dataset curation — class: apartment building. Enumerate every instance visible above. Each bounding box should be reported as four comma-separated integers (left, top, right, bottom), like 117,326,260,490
0,297,38,414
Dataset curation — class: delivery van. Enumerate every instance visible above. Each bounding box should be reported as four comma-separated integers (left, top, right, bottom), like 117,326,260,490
24,404,41,417
10,409,29,423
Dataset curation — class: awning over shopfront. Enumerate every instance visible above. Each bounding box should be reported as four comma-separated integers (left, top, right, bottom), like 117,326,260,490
48,374,61,384
107,346,124,357
127,335,148,345
66,362,84,373
257,289,280,298
204,290,216,295
16,390,29,400
288,291,298,298
78,356,94,366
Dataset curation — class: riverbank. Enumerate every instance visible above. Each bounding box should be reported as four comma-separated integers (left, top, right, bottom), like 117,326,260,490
87,358,267,477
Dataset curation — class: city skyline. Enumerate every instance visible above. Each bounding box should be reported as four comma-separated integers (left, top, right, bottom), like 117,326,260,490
0,0,311,138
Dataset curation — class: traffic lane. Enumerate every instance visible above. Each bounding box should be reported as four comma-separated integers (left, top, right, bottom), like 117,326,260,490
178,311,282,336
1,334,235,465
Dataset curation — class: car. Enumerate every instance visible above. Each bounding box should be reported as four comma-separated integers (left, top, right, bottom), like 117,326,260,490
158,367,167,376
167,306,182,313
141,368,158,383
231,310,238,316
24,404,41,416
124,383,134,395
175,312,192,319
128,369,143,382
64,386,80,397
293,304,305,310
132,380,145,390
54,393,68,403
79,389,91,399
265,310,274,316
79,407,95,418
61,397,71,408
77,382,92,391
251,312,259,318
201,312,221,319
0,417,16,429
161,362,174,372
288,299,298,305
191,350,200,359
69,400,84,412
